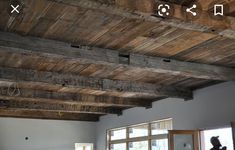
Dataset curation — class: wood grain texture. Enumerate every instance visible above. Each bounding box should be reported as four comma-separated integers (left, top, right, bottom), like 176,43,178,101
0,87,153,107
0,0,234,121
0,67,193,99
0,108,101,121
0,32,234,81
0,1,233,68
49,0,235,39
0,99,123,115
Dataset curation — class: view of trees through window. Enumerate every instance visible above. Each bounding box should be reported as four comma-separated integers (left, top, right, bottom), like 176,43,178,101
107,118,172,150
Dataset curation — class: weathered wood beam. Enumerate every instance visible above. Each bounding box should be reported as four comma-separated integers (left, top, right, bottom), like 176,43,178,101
0,31,234,81
0,99,122,115
0,67,193,100
0,86,152,107
228,1,235,14
0,108,100,121
51,0,235,39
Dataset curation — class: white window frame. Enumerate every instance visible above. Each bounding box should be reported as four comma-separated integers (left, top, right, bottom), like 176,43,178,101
107,118,172,150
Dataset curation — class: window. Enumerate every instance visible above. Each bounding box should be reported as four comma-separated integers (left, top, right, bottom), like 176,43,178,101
129,141,148,150
111,143,126,150
75,143,93,150
151,139,168,150
111,128,127,140
129,124,148,138
201,127,234,150
151,119,172,135
107,118,172,150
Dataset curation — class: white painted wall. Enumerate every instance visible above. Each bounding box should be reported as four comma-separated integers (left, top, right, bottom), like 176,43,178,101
96,82,235,150
0,118,96,150
0,82,234,150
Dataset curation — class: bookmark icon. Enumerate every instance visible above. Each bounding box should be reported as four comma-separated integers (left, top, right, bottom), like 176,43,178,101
214,4,224,16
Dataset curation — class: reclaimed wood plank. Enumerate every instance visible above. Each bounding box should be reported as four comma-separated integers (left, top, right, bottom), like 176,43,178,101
0,32,234,81
0,67,193,99
0,108,100,121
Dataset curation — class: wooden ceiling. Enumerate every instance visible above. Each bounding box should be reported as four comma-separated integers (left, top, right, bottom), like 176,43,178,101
0,0,234,121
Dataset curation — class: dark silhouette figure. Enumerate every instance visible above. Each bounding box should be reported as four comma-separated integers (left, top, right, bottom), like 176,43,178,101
210,136,227,150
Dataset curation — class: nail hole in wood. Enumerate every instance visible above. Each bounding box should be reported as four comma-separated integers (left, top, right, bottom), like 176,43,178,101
119,53,130,65
163,59,171,62
71,44,80,48
117,88,123,92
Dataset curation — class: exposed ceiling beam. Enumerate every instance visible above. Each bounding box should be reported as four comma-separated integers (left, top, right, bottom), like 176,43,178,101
0,67,193,100
0,108,100,121
0,31,234,81
0,87,152,107
51,0,235,39
0,99,122,115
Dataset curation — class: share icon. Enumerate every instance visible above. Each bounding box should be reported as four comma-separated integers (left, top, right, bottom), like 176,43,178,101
186,4,197,16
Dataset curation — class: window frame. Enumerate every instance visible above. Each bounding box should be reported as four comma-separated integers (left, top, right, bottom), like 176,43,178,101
106,118,172,150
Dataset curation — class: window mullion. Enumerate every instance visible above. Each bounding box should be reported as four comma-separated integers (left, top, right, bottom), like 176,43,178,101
148,123,152,150
126,127,129,150
108,130,111,150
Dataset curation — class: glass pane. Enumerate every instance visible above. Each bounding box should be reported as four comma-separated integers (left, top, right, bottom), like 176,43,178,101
151,120,172,135
173,134,194,150
110,128,126,140
75,143,93,150
129,124,148,138
129,141,148,150
201,128,234,150
111,143,126,150
152,139,168,150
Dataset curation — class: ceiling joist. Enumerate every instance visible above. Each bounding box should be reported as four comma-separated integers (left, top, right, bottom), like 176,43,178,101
0,67,193,100
0,32,234,81
0,99,123,115
0,87,153,107
0,108,101,121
